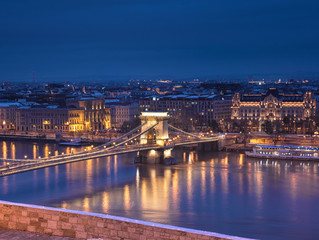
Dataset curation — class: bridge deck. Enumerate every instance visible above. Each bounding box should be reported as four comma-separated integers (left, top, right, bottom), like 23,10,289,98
0,137,218,177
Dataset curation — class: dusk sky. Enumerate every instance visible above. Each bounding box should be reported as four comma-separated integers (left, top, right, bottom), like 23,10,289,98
1,0,319,82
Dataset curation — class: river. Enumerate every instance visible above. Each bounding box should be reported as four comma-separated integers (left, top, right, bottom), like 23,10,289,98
0,140,319,240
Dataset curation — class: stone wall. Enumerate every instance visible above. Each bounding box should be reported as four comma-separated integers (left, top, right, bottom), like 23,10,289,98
0,200,252,240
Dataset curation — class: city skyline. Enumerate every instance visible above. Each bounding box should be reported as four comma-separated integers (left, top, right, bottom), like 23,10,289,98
1,0,319,82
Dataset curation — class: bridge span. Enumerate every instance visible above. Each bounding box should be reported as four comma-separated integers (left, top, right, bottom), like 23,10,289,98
0,112,222,177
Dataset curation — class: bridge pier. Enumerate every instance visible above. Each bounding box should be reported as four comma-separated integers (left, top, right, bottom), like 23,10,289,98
197,140,224,152
135,148,176,165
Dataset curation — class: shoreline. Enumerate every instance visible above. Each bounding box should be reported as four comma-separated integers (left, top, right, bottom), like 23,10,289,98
0,133,114,144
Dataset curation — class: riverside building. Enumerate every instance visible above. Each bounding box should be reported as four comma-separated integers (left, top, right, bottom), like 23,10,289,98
0,97,111,134
66,97,111,132
231,88,316,133
139,94,232,129
15,107,84,133
108,103,139,129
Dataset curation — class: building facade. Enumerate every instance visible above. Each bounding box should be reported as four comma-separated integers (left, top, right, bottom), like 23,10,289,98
231,88,316,133
109,103,139,129
15,107,84,133
0,99,110,134
67,97,111,131
0,102,21,131
139,94,232,130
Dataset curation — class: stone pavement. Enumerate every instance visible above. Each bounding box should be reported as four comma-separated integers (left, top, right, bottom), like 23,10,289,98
0,228,79,240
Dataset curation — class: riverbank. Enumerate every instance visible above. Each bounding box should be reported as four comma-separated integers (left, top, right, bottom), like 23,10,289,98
224,144,252,152
0,131,121,144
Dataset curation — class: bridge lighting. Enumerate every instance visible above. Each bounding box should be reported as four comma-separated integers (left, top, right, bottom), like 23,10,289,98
62,152,64,155
104,146,106,148
141,112,168,117
38,156,41,159
24,155,27,159
48,152,51,155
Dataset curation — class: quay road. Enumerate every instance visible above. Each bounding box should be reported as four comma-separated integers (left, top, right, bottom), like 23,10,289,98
0,137,217,177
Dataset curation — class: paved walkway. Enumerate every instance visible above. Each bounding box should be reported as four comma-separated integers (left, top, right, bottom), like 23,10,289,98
0,228,79,240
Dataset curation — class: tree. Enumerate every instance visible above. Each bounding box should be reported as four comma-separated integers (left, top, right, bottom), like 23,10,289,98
231,121,240,133
283,116,290,133
262,120,274,135
121,118,141,133
209,120,219,133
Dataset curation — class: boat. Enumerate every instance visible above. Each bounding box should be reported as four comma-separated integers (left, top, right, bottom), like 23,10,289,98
246,144,319,161
58,138,90,147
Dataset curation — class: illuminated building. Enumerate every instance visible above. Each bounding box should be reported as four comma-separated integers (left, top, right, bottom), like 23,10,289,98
139,94,232,129
0,102,21,130
231,88,316,133
67,97,111,131
0,97,110,133
15,107,84,133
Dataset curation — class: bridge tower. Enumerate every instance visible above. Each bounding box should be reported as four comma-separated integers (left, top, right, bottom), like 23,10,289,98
136,112,173,164
139,112,169,146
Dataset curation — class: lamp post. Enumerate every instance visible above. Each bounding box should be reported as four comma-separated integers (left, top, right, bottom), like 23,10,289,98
2,120,6,130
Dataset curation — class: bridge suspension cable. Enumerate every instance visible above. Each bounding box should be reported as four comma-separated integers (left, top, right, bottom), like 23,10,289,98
97,122,147,149
107,123,159,149
0,123,155,165
168,124,202,139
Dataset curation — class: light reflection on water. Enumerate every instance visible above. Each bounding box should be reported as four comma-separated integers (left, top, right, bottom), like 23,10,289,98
0,141,319,240
0,140,84,163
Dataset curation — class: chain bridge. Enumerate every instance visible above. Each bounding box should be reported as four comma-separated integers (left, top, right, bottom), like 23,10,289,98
0,112,223,177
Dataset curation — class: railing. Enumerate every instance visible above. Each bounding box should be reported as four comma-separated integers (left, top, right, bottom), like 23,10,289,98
0,123,218,177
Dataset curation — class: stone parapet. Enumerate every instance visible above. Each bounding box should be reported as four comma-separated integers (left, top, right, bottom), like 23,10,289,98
0,200,253,240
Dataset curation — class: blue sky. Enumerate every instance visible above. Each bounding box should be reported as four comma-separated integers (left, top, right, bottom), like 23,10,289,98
0,0,318,82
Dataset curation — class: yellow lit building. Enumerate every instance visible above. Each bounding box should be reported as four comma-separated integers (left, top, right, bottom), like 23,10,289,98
0,102,20,131
231,88,316,133
16,107,84,133
67,97,110,132
68,109,85,132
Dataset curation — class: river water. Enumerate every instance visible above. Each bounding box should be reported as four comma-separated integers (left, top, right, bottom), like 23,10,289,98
0,140,319,240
